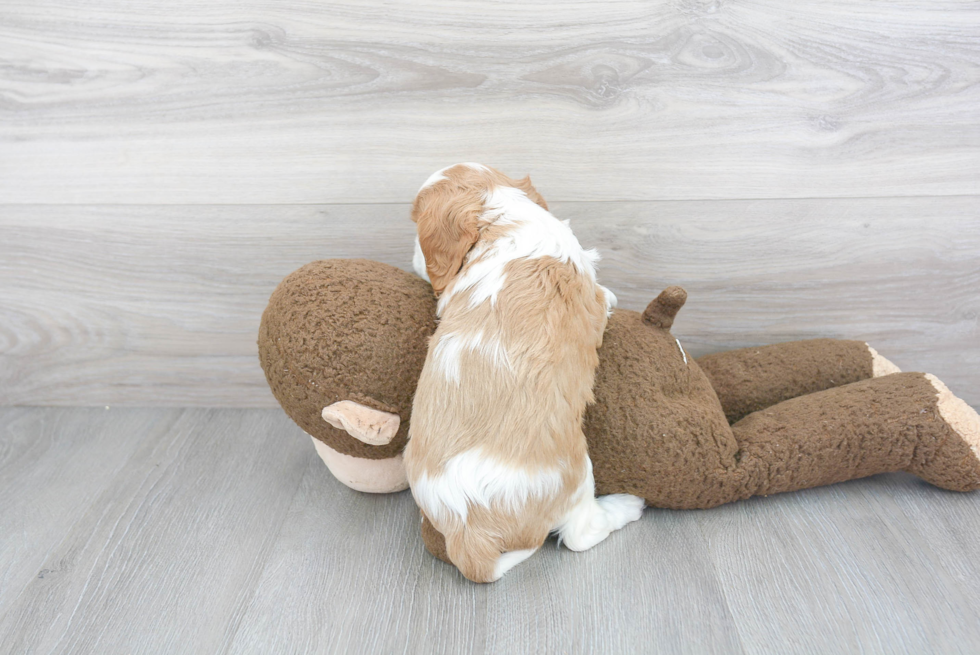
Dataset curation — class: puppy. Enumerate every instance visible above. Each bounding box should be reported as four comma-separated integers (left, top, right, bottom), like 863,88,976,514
405,163,644,583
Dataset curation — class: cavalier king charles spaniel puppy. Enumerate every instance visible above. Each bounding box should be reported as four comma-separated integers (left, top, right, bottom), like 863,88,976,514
405,163,644,583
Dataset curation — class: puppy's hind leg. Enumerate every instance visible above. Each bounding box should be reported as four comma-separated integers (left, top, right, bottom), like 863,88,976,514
444,525,540,583
554,458,645,552
493,547,539,579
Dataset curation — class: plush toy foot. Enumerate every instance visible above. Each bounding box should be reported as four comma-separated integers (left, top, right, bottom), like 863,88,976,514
909,375,980,492
310,436,409,493
868,345,901,377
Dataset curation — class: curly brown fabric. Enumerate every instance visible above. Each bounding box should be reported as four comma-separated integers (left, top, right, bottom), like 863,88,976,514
697,339,874,424
258,259,436,459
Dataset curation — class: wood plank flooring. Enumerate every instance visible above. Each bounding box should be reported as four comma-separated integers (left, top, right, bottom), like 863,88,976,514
2,407,979,654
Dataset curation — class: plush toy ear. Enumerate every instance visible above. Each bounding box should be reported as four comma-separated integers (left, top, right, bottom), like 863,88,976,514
412,185,483,294
322,400,401,446
643,286,688,329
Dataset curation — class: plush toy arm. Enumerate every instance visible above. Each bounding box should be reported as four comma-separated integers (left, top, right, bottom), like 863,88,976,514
695,339,900,424
727,372,980,501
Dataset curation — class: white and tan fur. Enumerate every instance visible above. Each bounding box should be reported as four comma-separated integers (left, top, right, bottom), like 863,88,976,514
405,163,644,583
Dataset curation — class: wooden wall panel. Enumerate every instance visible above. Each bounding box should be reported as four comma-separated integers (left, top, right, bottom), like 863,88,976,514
2,198,977,407
1,0,978,203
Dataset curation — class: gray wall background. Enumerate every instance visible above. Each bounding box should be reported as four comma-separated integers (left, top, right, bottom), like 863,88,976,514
2,0,978,407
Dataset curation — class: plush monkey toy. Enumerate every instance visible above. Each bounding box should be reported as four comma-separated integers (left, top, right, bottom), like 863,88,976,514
258,259,980,561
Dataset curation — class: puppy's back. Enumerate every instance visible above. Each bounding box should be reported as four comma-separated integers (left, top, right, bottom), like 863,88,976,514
406,164,615,582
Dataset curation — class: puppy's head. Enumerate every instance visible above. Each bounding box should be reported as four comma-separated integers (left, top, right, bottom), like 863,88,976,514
412,163,548,293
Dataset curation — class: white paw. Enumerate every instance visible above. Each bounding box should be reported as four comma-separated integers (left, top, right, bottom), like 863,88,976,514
492,548,538,581
601,285,618,315
597,494,645,530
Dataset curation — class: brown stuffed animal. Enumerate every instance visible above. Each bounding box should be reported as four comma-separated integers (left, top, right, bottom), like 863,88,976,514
258,259,980,562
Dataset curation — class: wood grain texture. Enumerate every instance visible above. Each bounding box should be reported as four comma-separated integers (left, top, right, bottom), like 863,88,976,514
0,408,310,655
1,0,979,203
1,408,979,653
2,198,977,407
480,509,744,655
227,464,746,655
0,408,160,611
883,473,980,625
698,476,980,654
225,458,496,655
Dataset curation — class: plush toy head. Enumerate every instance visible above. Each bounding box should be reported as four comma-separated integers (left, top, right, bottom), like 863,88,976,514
258,259,436,490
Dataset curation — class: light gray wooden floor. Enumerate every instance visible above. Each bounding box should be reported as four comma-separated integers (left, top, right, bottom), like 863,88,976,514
2,406,980,655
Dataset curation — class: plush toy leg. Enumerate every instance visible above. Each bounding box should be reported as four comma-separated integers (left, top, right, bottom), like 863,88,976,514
729,372,980,500
696,339,901,424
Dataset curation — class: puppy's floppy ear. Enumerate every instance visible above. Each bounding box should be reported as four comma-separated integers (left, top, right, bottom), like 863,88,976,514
412,185,483,294
514,175,548,211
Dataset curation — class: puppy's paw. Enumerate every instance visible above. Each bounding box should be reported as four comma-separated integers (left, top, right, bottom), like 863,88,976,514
597,493,645,530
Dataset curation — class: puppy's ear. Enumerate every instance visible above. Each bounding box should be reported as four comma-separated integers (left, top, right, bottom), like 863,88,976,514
514,175,548,211
412,185,483,294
